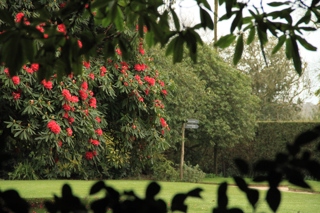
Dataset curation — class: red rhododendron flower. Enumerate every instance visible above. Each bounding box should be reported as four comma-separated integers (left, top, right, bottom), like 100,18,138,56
95,117,101,123
92,150,98,156
100,66,107,76
88,72,94,80
95,128,103,136
78,40,82,48
83,61,90,69
159,80,165,87
62,89,72,100
62,104,71,111
31,63,39,72
121,61,129,70
70,96,79,103
23,65,34,74
47,120,61,134
90,139,100,146
57,140,63,147
85,151,94,160
115,48,122,56
161,89,168,96
4,68,9,76
83,109,89,116
160,117,167,128
12,76,20,85
15,12,24,23
12,91,21,100
79,89,88,100
36,25,45,33
57,23,67,35
68,117,75,124
138,97,144,102
66,128,73,136
145,89,149,95
135,75,141,81
81,81,88,90
63,112,69,118
139,47,145,55
89,97,97,108
41,79,53,89
144,76,155,86
88,90,94,96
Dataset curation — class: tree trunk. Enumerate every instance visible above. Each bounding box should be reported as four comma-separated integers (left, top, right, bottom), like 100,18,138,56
213,144,218,175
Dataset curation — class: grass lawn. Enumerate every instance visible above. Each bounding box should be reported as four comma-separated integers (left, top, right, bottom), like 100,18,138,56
1,179,320,212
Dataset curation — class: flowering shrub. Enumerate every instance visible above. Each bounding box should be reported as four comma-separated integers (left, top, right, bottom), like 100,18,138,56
0,37,170,179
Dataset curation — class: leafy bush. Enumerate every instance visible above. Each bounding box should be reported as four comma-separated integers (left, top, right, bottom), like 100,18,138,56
151,155,179,181
182,163,206,183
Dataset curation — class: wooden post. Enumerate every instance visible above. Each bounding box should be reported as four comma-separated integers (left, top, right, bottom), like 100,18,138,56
180,123,186,180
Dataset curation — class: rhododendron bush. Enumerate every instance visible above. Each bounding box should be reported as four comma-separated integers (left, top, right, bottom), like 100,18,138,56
0,41,170,179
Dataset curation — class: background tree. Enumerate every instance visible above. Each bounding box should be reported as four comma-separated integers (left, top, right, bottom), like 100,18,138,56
221,37,312,121
147,44,259,175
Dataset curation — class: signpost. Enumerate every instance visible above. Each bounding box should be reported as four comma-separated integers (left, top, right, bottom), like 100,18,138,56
180,119,199,180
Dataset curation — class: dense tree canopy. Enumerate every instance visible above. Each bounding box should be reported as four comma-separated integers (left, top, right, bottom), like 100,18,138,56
0,0,319,79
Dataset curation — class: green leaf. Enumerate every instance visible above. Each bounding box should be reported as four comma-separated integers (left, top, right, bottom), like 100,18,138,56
233,34,244,65
285,37,292,59
267,1,290,7
214,34,236,49
21,39,35,63
271,34,286,54
0,9,15,25
113,6,124,31
200,8,214,30
246,27,255,45
290,36,302,75
296,35,317,51
170,9,180,31
230,10,242,33
173,36,184,63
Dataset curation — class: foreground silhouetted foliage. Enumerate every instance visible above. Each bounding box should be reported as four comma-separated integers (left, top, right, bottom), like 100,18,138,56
1,125,320,212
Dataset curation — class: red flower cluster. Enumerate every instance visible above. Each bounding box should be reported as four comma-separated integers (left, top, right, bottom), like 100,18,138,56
115,48,122,56
100,66,107,76
144,76,155,86
78,40,82,48
161,89,168,96
83,61,90,69
15,12,24,23
154,100,164,109
95,117,101,123
66,128,73,136
57,140,63,147
57,23,67,35
47,120,61,134
89,139,100,146
41,79,53,90
134,64,147,71
160,117,167,128
88,72,94,80
12,91,21,100
79,89,88,100
95,128,103,136
12,76,20,85
62,89,79,102
85,151,94,160
23,63,39,74
89,97,97,108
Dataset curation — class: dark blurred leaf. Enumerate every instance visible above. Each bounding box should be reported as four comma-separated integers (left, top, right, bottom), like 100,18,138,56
228,208,244,213
90,181,106,195
253,160,275,172
285,37,292,59
62,184,73,198
217,182,228,209
91,198,108,213
187,188,203,198
288,172,310,189
275,153,288,164
233,176,248,192
306,160,320,179
252,176,267,183
246,189,259,209
0,9,15,25
234,158,249,175
268,171,282,188
2,190,30,213
286,143,300,156
290,36,302,75
171,193,187,212
294,130,319,147
296,10,311,25
230,11,242,33
233,34,243,65
146,182,161,199
266,187,281,212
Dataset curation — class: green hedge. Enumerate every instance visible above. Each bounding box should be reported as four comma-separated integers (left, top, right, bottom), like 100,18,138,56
219,121,320,177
